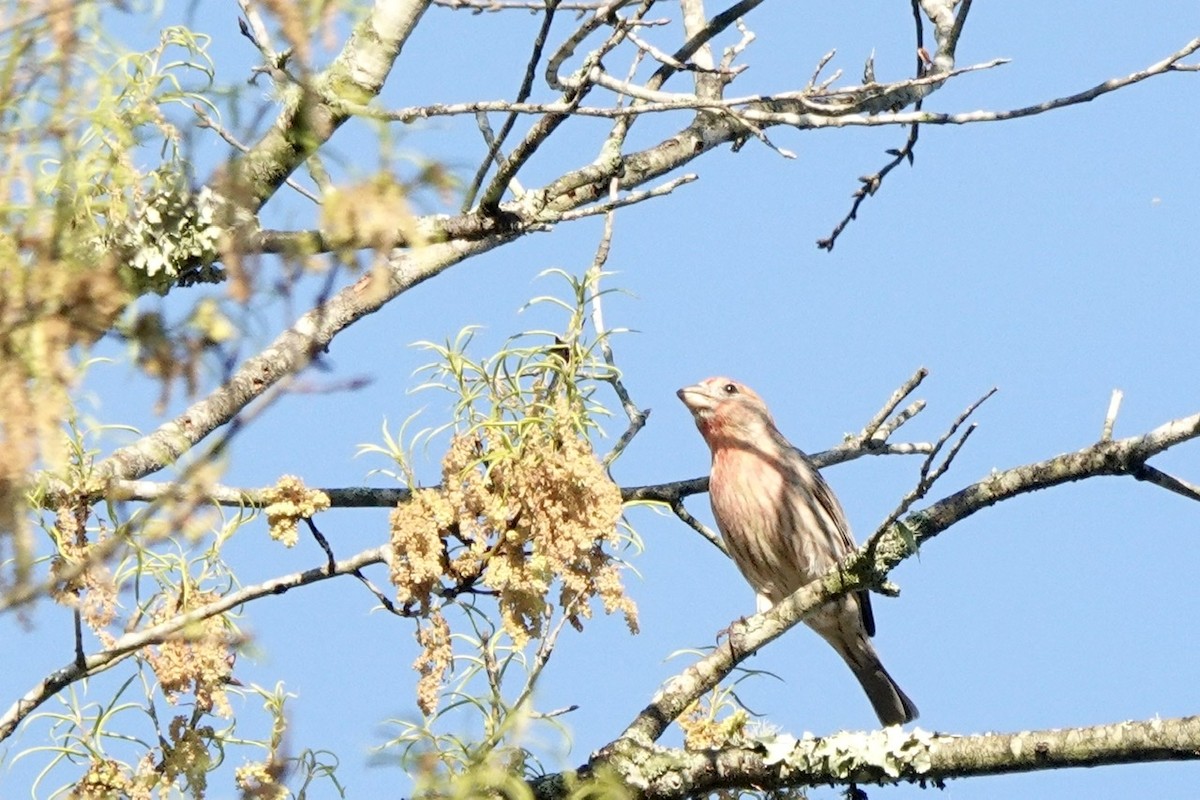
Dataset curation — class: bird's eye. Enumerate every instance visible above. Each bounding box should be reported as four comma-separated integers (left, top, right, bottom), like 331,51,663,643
722,383,738,395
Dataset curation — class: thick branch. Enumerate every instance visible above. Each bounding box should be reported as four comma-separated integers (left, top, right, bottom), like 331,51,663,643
94,235,516,482
224,0,432,209
550,715,1200,800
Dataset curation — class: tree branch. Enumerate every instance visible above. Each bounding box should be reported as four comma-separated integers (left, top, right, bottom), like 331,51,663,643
0,546,388,743
91,432,928,510
746,35,1200,129
221,0,433,210
543,715,1200,799
94,234,518,482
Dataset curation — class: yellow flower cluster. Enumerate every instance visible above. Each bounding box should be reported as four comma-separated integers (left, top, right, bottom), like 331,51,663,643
69,755,163,800
480,419,636,645
388,398,639,713
678,699,750,751
235,760,289,800
389,486,456,608
413,610,452,716
160,717,214,796
69,759,132,800
50,508,117,640
145,589,236,717
262,475,330,547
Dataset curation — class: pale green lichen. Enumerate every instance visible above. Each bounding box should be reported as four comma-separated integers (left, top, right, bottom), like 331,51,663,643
763,726,936,779
109,183,227,295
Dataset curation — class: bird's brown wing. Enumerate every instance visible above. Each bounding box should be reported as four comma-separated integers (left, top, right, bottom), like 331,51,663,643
799,448,877,638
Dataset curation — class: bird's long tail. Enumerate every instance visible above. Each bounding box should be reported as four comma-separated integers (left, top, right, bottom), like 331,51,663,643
812,602,919,726
845,648,919,726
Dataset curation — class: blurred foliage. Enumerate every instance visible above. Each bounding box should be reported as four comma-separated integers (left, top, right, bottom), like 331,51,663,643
3,3,644,798
0,5,222,589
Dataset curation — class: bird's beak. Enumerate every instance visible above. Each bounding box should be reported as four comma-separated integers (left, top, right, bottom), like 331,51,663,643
677,383,715,413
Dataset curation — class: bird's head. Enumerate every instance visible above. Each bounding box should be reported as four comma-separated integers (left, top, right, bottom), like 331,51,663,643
677,377,775,447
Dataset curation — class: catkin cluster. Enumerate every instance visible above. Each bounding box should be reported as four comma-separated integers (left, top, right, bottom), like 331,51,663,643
389,402,638,712
50,507,118,640
677,699,750,751
263,475,330,547
145,589,236,717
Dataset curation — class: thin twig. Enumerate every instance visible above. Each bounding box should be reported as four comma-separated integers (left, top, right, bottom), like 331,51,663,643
807,49,837,89
670,500,727,556
1102,389,1124,441
462,0,560,210
236,0,278,63
860,367,928,442
872,400,926,442
587,177,651,469
558,174,698,220
192,104,322,204
529,705,580,719
816,120,920,250
303,517,338,571
817,0,932,251
1134,465,1200,503
871,387,996,542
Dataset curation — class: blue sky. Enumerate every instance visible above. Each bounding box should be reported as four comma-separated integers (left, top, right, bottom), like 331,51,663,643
3,2,1199,798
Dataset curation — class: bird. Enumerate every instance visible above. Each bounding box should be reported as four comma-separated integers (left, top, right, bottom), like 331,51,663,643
677,376,918,726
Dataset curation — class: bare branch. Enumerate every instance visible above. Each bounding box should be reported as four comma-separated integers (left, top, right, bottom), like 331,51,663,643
480,0,656,209
100,431,929,512
816,118,921,250
747,36,1200,130
871,387,995,540
846,367,928,444
643,0,767,93
221,0,433,210
462,0,561,210
807,49,836,89
871,400,927,442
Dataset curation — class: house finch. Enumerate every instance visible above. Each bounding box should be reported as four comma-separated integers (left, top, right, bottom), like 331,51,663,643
678,377,918,726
